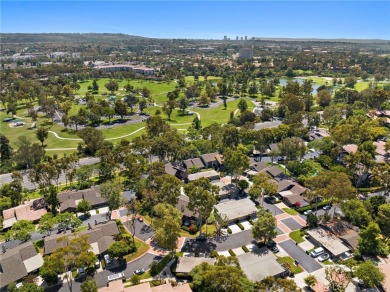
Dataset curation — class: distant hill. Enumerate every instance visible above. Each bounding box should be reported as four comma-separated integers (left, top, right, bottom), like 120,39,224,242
0,33,145,44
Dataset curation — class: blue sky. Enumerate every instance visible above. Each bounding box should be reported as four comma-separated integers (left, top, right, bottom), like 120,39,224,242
1,1,389,40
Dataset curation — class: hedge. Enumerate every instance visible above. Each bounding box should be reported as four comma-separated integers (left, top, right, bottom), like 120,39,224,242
150,253,176,276
249,220,254,225
296,201,329,212
242,245,249,253
210,250,219,258
228,249,236,256
227,228,232,234
237,223,245,230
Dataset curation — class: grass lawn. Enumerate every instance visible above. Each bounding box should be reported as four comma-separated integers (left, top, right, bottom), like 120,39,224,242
289,230,305,244
354,81,370,92
201,224,216,237
323,260,333,265
283,208,299,216
124,238,150,262
185,76,222,84
277,256,303,274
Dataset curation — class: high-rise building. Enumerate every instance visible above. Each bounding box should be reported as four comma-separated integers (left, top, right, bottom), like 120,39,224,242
245,36,247,41
236,36,239,41
224,36,227,40
239,48,253,59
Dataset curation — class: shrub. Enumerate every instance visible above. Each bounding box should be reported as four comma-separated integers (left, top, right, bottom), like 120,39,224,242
181,226,189,232
237,223,244,230
150,253,175,277
227,228,232,234
210,250,219,258
130,274,140,285
242,245,249,253
188,224,198,234
296,201,329,212
228,249,236,256
249,220,254,225
101,259,106,270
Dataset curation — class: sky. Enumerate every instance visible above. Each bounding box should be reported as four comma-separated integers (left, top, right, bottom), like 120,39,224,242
1,1,389,40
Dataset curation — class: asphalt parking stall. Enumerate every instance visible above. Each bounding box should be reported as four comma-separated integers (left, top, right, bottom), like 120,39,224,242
278,240,322,273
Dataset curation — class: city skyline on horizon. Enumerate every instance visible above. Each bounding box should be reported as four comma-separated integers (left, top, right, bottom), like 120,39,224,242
1,1,389,40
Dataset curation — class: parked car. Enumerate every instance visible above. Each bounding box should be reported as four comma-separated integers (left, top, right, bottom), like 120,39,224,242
78,267,86,277
318,253,330,262
3,117,13,122
133,269,145,275
107,272,125,284
265,196,277,204
104,254,111,266
310,247,325,258
266,241,279,253
322,205,331,211
137,216,143,222
303,210,313,215
95,260,100,269
196,234,207,241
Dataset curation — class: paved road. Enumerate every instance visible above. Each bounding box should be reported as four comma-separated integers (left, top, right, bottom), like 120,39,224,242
0,157,100,190
278,240,322,273
47,253,162,292
122,220,155,242
1,212,110,249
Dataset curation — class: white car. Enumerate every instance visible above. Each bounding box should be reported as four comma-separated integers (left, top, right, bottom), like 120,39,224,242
318,253,330,262
303,210,313,215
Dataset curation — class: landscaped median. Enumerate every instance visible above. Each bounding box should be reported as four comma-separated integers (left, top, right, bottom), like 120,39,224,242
289,229,305,244
282,208,300,215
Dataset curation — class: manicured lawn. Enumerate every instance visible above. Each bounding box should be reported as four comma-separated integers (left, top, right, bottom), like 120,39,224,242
354,81,370,92
201,224,216,237
277,256,303,274
124,238,150,262
283,208,299,215
289,230,305,244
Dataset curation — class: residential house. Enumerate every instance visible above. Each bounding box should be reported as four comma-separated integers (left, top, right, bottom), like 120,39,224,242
176,195,197,222
278,180,309,207
211,181,239,199
187,170,220,182
182,158,205,170
2,198,47,229
0,242,44,289
322,221,360,251
200,153,224,169
373,140,389,162
164,162,188,180
306,227,351,259
338,144,358,164
43,221,119,256
308,128,330,141
58,186,107,213
215,198,258,223
237,246,288,282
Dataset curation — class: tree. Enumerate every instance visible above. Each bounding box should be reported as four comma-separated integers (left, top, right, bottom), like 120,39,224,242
92,79,99,92
41,234,97,292
278,137,306,164
77,199,91,216
125,94,139,112
377,203,390,237
108,241,134,259
178,97,189,114
355,261,385,288
8,219,35,242
359,221,389,257
105,80,119,94
146,115,170,137
122,154,146,187
56,212,82,230
325,265,352,292
237,99,248,113
100,180,123,212
152,203,182,252
345,76,357,88
223,147,249,184
154,174,182,206
114,100,127,118
36,126,48,147
0,134,12,162
78,127,105,155
14,136,45,169
251,207,277,244
38,213,56,236
139,99,147,112
81,278,98,292
184,178,218,234
317,89,331,107
198,91,210,106
162,99,176,120
372,163,390,196
40,184,60,214
304,274,317,290
190,262,254,292
9,171,23,206
341,199,371,228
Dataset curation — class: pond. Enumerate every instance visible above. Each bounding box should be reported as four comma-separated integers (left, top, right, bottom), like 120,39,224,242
277,77,321,95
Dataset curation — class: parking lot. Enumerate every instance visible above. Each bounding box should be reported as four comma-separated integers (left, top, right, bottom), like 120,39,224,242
278,240,322,273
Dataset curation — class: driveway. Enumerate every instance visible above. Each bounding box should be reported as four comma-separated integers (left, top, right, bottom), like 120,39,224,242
47,253,161,292
280,218,303,231
182,229,255,253
278,240,322,273
261,199,284,216
122,220,154,242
